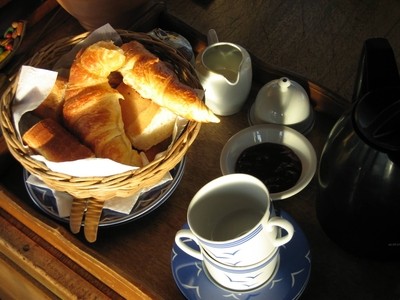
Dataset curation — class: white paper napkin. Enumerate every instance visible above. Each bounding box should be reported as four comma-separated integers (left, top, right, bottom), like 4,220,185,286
13,66,58,137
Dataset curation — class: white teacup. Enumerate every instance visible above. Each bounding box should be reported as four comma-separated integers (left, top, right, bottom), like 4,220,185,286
203,246,280,291
175,174,294,266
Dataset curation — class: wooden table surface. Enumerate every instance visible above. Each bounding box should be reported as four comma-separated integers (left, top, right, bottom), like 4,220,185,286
1,1,400,299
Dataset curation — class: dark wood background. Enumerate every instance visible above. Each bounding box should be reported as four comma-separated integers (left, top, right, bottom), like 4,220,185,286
165,0,400,103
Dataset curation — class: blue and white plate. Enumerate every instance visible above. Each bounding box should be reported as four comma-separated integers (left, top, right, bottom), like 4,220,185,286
23,157,186,227
171,210,311,299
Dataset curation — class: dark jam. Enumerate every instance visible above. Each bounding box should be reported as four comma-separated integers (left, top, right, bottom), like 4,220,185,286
235,143,302,193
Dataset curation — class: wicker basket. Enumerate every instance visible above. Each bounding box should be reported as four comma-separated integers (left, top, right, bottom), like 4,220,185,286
0,30,202,242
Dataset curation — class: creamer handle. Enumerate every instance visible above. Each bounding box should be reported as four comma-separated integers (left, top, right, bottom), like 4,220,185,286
207,29,219,45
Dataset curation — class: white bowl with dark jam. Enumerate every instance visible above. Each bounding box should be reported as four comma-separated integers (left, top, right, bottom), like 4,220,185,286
220,124,317,200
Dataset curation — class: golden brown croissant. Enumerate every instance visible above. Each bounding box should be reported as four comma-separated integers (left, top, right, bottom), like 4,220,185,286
32,76,68,123
119,41,220,123
64,41,141,167
63,84,142,166
66,40,126,99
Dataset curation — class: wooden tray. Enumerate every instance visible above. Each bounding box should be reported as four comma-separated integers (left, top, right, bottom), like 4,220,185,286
4,1,399,300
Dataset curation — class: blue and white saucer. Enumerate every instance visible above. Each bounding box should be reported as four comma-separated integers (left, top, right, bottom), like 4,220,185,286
171,210,311,299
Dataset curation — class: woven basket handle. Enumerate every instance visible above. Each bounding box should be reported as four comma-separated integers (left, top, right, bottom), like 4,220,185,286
69,198,87,234
69,197,105,242
84,198,105,243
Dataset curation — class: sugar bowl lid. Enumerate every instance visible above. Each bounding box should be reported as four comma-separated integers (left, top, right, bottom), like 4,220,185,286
249,77,314,135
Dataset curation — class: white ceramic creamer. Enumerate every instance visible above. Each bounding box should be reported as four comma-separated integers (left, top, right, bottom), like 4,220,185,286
195,30,252,116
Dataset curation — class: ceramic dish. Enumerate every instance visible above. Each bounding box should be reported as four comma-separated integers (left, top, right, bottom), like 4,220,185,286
23,157,186,226
171,209,311,300
248,103,315,135
220,124,317,200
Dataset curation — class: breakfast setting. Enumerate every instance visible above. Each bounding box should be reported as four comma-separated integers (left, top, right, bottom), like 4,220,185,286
0,0,399,299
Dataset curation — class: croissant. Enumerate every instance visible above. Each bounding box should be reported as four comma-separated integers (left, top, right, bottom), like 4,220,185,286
32,76,68,123
119,41,220,123
66,40,126,99
64,41,141,167
63,84,142,166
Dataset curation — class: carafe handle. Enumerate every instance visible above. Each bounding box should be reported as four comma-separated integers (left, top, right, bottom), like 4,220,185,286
353,38,400,102
352,38,400,153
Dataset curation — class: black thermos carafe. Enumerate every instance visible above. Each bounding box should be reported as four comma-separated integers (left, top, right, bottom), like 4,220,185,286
317,38,400,259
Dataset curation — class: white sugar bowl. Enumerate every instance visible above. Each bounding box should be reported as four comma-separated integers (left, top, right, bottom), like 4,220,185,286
249,77,314,135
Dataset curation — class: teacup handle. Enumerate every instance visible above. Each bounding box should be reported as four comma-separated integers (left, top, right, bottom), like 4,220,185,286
175,229,203,261
266,216,294,247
